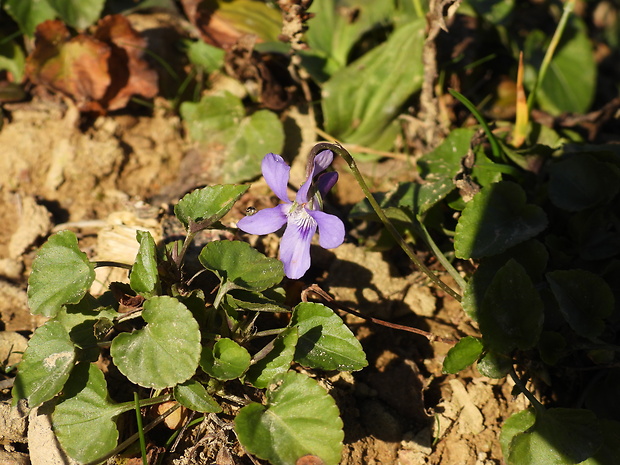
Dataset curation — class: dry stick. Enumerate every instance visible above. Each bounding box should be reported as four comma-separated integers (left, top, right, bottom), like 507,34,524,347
315,127,412,162
418,0,462,148
303,284,457,345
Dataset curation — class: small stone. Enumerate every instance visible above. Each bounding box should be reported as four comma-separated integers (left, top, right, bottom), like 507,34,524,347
8,196,52,259
449,379,485,435
0,259,23,281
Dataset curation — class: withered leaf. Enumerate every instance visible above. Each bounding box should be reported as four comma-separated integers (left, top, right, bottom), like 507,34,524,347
94,14,158,111
26,20,111,111
25,15,158,113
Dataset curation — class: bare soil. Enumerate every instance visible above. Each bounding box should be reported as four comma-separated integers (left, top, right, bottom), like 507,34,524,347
0,98,524,465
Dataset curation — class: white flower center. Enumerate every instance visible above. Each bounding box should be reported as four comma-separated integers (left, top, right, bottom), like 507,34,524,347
287,202,316,231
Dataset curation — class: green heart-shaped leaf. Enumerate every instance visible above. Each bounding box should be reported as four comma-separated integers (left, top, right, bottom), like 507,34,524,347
507,408,601,465
442,336,483,374
224,109,285,183
110,296,201,388
53,363,130,463
548,154,620,212
12,320,75,408
185,40,225,73
27,230,95,318
462,239,549,321
546,269,614,339
200,338,251,381
175,184,249,231
180,92,284,183
130,230,161,298
199,241,284,293
580,419,620,465
174,379,222,413
245,327,298,389
476,350,512,379
291,303,367,371
235,371,344,465
479,259,544,353
500,409,536,461
455,181,548,259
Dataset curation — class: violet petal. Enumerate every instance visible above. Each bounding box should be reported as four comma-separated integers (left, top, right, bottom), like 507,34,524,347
296,150,334,203
237,205,287,235
308,210,345,249
313,150,334,173
262,153,291,202
279,215,317,279
316,172,338,198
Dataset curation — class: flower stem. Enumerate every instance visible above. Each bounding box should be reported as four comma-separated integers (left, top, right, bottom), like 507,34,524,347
316,142,462,302
414,220,466,292
213,281,233,309
176,231,196,268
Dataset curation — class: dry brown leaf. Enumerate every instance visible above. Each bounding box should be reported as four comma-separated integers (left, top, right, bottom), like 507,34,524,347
25,16,158,113
26,20,111,112
94,14,158,111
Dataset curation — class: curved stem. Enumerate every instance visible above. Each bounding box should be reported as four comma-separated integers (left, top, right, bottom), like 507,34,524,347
313,143,462,302
448,88,503,162
176,232,196,268
414,220,466,292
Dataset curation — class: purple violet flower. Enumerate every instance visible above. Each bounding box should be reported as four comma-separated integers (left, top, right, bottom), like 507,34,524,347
237,150,345,279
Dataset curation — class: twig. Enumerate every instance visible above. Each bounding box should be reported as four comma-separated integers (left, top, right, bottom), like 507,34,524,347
51,220,108,233
315,127,412,161
170,410,197,453
303,284,457,345
418,0,462,148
